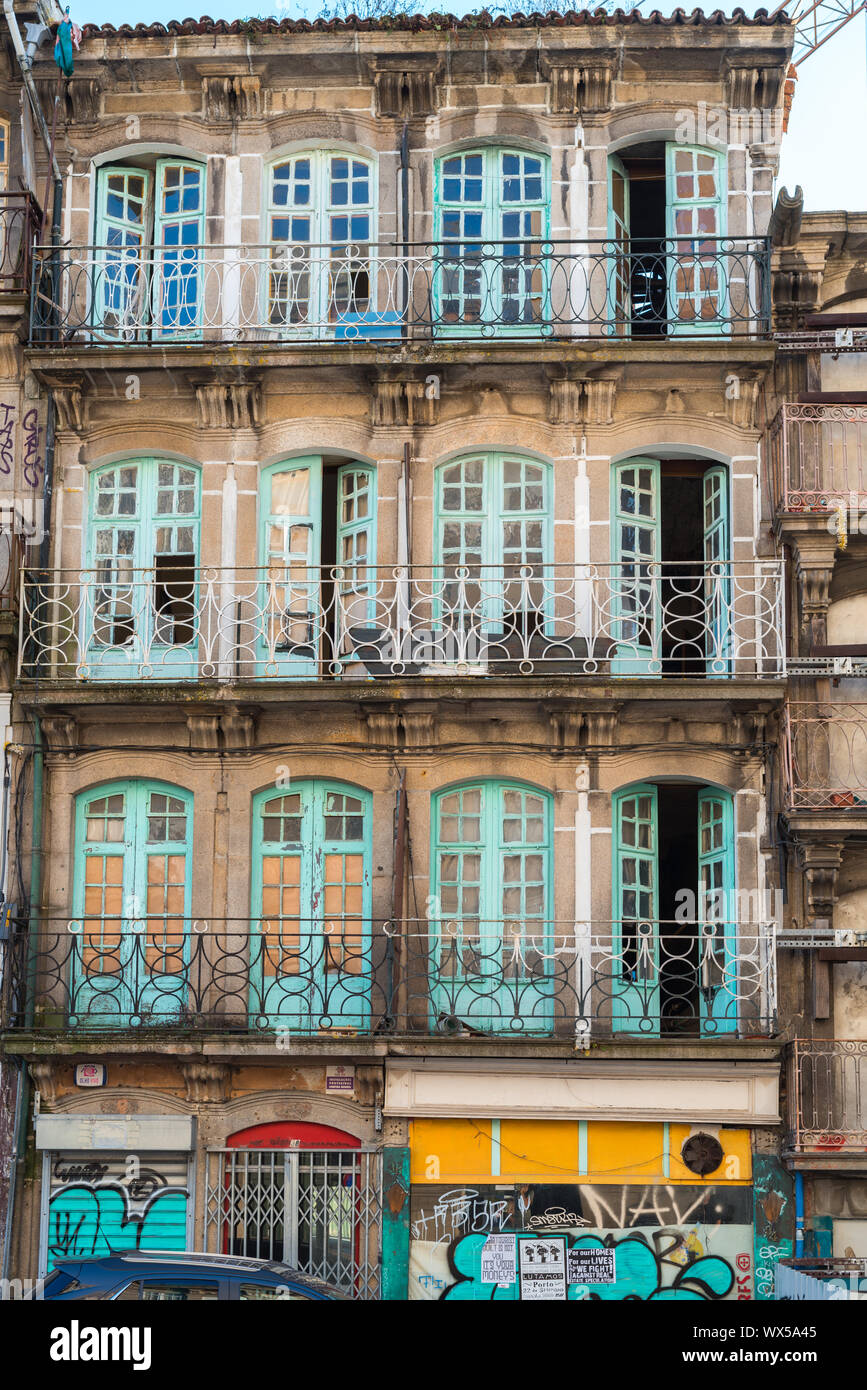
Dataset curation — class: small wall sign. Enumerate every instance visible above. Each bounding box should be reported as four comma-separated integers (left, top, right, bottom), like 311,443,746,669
325,1065,355,1094
74,1063,106,1088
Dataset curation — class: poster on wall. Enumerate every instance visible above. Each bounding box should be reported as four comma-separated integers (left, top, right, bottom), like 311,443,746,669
518,1237,568,1301
568,1246,616,1285
480,1234,517,1286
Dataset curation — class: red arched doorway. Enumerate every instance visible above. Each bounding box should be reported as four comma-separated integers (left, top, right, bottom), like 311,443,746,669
227,1120,361,1151
211,1120,377,1295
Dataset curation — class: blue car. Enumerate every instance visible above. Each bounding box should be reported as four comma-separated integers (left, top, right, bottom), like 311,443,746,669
30,1250,348,1301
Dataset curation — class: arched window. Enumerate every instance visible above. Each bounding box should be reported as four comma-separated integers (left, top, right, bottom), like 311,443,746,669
430,779,553,1033
434,146,550,332
266,151,381,336
612,781,736,1036
85,458,201,679
71,779,194,1024
94,157,206,338
250,779,373,1029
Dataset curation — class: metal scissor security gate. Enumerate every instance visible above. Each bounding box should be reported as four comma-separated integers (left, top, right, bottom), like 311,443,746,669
205,1148,382,1299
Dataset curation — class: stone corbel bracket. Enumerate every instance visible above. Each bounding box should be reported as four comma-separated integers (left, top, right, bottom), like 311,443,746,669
366,57,441,119
370,369,439,428
41,712,78,755
724,59,786,111
67,77,101,123
193,375,263,430
540,55,614,116
44,374,88,433
182,1061,231,1104
548,371,618,426
202,73,262,122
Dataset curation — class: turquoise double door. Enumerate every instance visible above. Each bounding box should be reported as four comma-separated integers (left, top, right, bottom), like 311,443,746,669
250,779,373,1030
611,458,731,676
612,784,737,1036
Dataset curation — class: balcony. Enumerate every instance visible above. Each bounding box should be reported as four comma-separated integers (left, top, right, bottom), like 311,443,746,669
0,919,777,1039
0,191,40,299
29,237,771,346
783,703,867,810
766,403,867,514
787,1040,867,1155
17,561,786,684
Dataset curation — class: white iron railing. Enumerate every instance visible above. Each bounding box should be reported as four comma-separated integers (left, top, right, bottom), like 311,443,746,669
18,561,786,681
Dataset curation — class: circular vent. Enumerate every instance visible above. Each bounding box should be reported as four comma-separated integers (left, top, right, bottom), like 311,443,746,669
681,1132,724,1176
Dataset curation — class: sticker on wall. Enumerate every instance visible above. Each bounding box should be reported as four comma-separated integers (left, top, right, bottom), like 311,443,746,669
325,1065,356,1094
518,1237,568,1301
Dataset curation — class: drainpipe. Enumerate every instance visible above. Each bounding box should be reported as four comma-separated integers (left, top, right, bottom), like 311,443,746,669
0,1056,26,1282
3,0,62,187
794,1170,805,1257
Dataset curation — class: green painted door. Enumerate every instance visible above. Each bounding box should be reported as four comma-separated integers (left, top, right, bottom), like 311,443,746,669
431,781,552,1033
697,789,736,1035
71,781,193,1026
611,459,661,675
607,155,630,334
152,158,205,337
251,780,372,1031
257,458,322,676
665,144,726,335
612,784,659,1033
334,463,378,659
85,459,200,680
703,465,732,675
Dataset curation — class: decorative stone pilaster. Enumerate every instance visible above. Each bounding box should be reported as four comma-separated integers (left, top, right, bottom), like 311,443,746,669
43,375,88,433
42,713,78,754
402,712,436,749
187,714,220,752
547,374,616,425
548,709,584,750
584,709,620,747
363,709,401,748
222,707,256,750
724,371,761,430
29,1059,59,1106
67,77,101,123
370,371,438,427
790,532,838,649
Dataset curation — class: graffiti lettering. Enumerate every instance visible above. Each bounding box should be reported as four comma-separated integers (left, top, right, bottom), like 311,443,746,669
527,1208,591,1230
22,408,43,489
0,402,14,476
411,1188,511,1246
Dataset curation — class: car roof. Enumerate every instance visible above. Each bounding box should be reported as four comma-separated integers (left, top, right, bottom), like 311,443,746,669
52,1251,345,1296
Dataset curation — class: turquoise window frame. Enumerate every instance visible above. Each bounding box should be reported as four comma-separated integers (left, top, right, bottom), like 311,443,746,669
664,144,727,337
433,451,553,642
250,778,373,1032
94,159,205,340
71,778,194,1027
611,780,737,1037
433,146,551,337
84,457,202,680
257,456,323,676
429,777,554,1034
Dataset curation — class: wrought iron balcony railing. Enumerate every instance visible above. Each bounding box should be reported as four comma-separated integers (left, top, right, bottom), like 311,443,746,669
0,918,777,1038
18,561,786,682
0,192,40,297
766,403,867,513
29,236,771,345
787,1040,867,1153
783,703,867,810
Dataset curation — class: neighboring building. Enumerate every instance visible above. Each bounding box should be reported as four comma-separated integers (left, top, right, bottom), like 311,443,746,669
0,5,863,1302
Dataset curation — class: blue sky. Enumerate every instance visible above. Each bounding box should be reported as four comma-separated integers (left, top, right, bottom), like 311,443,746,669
67,1,866,212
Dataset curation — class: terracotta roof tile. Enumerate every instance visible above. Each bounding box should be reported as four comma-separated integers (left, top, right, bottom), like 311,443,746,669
79,9,792,40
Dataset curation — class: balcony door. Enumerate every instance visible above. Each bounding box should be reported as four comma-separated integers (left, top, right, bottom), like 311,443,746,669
95,159,205,340
433,452,551,667
71,781,193,1027
612,783,735,1037
610,458,730,676
434,148,549,335
430,781,553,1033
266,152,388,339
606,143,725,337
84,459,200,680
250,780,372,1031
256,458,377,677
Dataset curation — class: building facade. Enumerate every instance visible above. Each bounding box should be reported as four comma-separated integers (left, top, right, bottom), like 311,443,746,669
0,5,864,1301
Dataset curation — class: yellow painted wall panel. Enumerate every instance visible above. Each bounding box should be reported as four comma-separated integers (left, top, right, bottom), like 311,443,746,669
668,1126,752,1183
409,1119,492,1183
498,1120,581,1179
